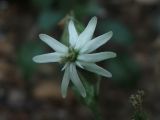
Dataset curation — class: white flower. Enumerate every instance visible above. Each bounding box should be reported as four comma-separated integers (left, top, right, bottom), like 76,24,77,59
33,17,116,98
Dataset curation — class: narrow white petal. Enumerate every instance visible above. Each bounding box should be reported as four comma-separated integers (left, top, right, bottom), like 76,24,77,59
68,20,78,47
61,66,70,98
61,62,69,71
80,31,113,54
75,17,97,49
78,52,116,62
39,34,68,53
80,62,112,78
33,52,63,63
69,63,86,97
76,61,84,69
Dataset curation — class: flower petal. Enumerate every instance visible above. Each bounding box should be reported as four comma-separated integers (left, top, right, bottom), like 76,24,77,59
68,20,78,47
75,17,97,49
80,62,112,78
69,63,86,97
76,61,84,69
33,52,63,63
61,65,70,98
80,31,113,54
61,62,69,71
78,52,116,62
39,34,68,53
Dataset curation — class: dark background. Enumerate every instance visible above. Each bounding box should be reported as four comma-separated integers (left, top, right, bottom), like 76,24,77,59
0,0,160,119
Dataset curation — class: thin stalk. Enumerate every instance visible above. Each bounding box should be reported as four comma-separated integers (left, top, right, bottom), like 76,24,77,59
89,104,103,120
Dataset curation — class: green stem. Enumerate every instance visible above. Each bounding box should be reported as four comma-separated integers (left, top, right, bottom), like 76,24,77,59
96,77,101,96
89,104,103,120
74,73,103,120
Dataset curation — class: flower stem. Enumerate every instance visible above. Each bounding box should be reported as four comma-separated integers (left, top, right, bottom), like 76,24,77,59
89,104,103,120
73,73,103,120
84,76,103,120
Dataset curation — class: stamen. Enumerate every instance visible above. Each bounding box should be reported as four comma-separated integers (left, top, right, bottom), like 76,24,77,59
60,47,79,63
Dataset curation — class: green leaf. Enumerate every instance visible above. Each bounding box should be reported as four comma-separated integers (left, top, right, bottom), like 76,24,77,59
17,41,45,79
31,0,53,9
38,10,63,31
98,19,134,46
107,53,140,88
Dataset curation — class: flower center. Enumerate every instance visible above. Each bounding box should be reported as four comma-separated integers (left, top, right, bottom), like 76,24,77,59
61,47,79,63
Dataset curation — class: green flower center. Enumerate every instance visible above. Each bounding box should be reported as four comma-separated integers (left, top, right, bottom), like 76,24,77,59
61,47,79,63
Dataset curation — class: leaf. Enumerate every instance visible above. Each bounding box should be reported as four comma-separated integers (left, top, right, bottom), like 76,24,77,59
107,53,140,88
38,10,63,31
98,19,134,46
17,41,45,79
31,0,53,9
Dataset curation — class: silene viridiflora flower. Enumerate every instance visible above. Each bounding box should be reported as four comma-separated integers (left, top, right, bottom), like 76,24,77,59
33,17,116,98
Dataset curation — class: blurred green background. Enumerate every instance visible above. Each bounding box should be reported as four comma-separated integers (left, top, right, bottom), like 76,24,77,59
0,0,159,119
